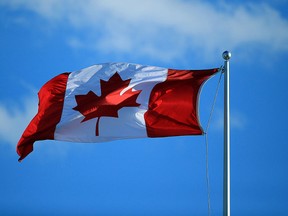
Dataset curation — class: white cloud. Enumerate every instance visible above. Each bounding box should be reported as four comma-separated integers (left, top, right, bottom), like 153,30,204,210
209,109,247,131
0,96,37,146
1,0,288,62
0,94,71,159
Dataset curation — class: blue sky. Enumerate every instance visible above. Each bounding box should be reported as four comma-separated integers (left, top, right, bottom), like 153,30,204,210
1,0,288,215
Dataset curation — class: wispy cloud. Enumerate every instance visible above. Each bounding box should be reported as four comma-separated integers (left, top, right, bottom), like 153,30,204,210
0,96,37,146
210,109,247,131
1,0,287,62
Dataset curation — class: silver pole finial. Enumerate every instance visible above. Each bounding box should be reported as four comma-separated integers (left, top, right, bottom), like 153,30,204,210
222,51,231,61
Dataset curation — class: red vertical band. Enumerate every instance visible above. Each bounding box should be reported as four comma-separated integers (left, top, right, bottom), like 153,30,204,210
17,73,70,161
144,68,218,137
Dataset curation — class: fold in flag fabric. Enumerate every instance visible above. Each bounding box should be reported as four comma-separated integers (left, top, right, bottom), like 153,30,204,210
17,63,219,161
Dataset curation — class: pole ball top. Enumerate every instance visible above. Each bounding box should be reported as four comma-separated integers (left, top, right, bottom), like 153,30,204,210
222,51,231,60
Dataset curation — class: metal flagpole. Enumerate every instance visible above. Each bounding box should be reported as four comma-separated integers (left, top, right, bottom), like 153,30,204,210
223,51,231,216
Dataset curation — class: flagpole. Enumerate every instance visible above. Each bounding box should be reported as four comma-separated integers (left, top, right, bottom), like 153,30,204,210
223,50,231,216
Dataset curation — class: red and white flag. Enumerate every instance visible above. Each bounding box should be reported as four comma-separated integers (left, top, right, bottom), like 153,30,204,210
17,63,218,161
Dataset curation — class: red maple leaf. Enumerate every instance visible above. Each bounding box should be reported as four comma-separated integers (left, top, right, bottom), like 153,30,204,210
73,72,142,136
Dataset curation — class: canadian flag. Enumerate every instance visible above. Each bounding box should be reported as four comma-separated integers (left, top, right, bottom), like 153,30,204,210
17,63,218,161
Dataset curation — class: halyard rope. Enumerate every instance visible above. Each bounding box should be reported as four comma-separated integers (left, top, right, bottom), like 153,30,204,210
204,67,223,216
